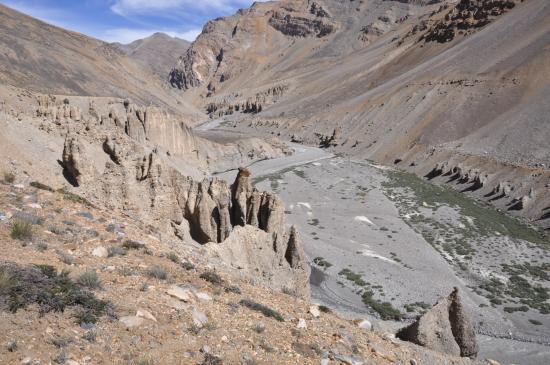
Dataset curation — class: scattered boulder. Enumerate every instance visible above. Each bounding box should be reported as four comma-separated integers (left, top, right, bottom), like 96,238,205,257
396,288,478,358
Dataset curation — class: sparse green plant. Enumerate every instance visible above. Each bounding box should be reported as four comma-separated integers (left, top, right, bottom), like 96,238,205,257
187,324,202,335
318,305,331,313
181,260,195,271
259,340,275,353
30,181,54,192
339,268,367,287
361,290,401,320
167,252,179,263
503,305,529,313
57,188,94,207
53,349,67,364
310,343,323,356
51,336,71,348
6,340,17,352
0,263,110,321
10,219,33,241
35,242,48,252
107,246,127,257
253,323,266,333
243,356,258,365
74,309,99,325
123,240,144,250
135,359,154,365
225,285,241,294
200,271,223,286
140,283,149,292
77,271,101,289
281,286,298,297
2,171,15,184
83,331,96,342
48,226,64,235
313,257,332,269
118,266,135,276
147,266,168,280
529,319,543,325
58,252,75,265
240,299,284,322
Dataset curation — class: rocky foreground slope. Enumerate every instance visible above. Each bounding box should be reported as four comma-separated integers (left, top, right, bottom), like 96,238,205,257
0,176,490,365
172,0,550,231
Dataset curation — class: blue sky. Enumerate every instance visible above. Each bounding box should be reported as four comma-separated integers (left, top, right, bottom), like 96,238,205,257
2,0,268,43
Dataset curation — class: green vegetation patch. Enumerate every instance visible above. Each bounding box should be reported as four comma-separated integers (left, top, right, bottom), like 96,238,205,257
239,299,284,322
30,181,54,192
0,262,110,323
338,268,367,287
10,219,33,241
361,290,402,320
313,257,332,269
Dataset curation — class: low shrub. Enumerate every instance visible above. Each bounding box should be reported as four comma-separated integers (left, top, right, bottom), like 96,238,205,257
77,271,101,289
167,252,179,263
122,240,145,250
2,172,15,184
239,299,284,322
200,271,223,286
10,220,33,241
147,266,168,280
30,181,54,192
0,263,110,322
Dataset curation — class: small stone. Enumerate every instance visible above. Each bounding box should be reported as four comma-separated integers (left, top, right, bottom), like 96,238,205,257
201,345,211,354
320,359,329,365
297,318,307,329
27,203,42,209
309,305,320,318
357,320,372,331
119,316,145,328
486,360,501,365
92,246,108,258
66,361,80,365
21,358,32,365
195,292,212,301
410,360,417,365
221,336,228,343
167,286,193,302
136,309,157,322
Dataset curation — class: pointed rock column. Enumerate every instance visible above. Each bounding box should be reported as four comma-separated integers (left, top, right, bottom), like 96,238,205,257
231,167,252,226
285,225,306,269
396,287,478,358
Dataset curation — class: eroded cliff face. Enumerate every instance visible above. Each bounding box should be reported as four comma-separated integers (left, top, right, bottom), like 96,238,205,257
62,129,310,297
35,90,307,297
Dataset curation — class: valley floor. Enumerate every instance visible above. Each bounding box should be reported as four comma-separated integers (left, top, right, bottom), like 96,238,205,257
204,121,550,365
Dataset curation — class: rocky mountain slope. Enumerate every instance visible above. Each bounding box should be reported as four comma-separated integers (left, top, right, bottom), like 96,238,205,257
0,4,197,118
113,33,190,82
172,0,550,231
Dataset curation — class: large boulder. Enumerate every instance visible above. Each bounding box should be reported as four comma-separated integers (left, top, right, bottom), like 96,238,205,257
396,288,478,358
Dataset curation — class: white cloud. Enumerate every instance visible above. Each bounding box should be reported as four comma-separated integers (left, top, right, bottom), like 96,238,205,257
111,0,267,17
102,27,202,43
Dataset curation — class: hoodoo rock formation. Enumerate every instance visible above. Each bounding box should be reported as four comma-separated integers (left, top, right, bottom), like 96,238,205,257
55,97,309,297
396,288,478,358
